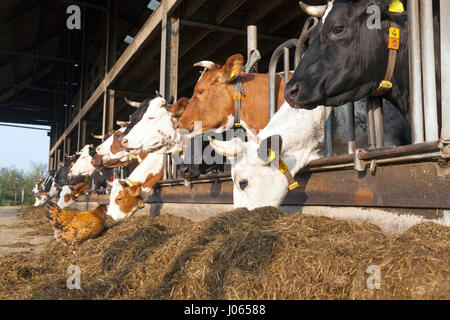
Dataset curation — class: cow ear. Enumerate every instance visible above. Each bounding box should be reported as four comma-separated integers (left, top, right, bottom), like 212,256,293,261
258,134,283,164
222,54,244,83
170,97,189,117
129,185,142,197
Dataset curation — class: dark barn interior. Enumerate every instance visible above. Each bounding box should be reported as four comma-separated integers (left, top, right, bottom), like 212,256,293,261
0,0,326,158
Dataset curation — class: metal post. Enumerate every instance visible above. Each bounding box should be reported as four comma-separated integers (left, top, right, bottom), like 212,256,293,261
168,17,179,102
77,121,81,151
67,138,71,157
344,102,356,154
102,0,111,142
441,0,450,140
408,0,425,143
63,139,66,162
373,97,384,148
108,89,115,133
420,0,439,141
21,188,24,205
283,47,290,86
366,98,377,149
325,107,333,157
159,2,168,98
247,25,258,72
269,39,298,119
81,120,86,147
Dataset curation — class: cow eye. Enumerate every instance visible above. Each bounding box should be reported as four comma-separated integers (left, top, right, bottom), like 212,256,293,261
148,116,155,120
331,25,345,37
197,89,204,95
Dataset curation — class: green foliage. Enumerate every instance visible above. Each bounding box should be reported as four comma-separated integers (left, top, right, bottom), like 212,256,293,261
0,162,47,205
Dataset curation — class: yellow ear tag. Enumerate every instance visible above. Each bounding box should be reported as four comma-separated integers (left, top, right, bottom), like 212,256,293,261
75,193,79,197
228,70,235,80
131,155,138,160
267,149,276,163
389,0,404,13
138,203,145,209
278,158,289,174
71,162,75,167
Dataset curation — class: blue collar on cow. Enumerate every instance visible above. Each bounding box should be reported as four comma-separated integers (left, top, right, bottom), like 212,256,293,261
232,75,246,127
371,12,402,96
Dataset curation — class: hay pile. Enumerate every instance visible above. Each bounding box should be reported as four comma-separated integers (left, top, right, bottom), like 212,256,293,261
0,206,448,300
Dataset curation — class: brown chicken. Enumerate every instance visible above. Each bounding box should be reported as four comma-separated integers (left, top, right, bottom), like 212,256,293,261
45,201,107,246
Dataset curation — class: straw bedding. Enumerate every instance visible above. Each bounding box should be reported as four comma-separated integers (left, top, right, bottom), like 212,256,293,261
0,206,448,299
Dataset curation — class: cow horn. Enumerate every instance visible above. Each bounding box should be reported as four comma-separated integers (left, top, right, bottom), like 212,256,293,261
124,97,141,108
155,90,162,97
209,137,244,157
92,134,104,140
299,1,327,17
193,61,216,71
116,120,129,128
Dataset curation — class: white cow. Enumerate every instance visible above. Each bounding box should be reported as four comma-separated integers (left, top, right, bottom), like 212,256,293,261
69,144,96,177
120,97,178,154
210,100,409,209
107,153,164,220
210,102,326,209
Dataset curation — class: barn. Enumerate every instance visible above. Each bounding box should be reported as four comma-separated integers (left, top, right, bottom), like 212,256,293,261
0,0,448,301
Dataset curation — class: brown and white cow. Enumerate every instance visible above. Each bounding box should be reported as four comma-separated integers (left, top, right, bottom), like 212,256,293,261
176,54,286,133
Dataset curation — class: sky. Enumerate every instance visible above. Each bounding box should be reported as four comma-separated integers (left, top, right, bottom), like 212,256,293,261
0,123,50,172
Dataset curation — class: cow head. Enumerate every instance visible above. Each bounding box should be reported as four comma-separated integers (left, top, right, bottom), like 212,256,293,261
94,127,131,164
34,193,49,206
170,97,189,119
69,144,95,177
177,54,245,132
285,0,408,114
107,180,145,220
209,135,290,209
57,183,89,208
121,97,177,153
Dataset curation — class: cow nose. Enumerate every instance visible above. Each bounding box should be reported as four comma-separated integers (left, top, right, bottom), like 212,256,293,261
239,179,248,190
285,83,301,107
122,138,128,147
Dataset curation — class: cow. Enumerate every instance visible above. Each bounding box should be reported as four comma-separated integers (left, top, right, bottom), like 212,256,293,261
176,53,286,133
107,152,163,220
210,99,409,209
69,144,96,178
120,97,178,153
57,183,90,208
285,0,440,118
175,54,287,178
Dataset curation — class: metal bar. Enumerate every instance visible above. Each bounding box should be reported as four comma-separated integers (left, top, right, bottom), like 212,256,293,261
366,98,377,149
373,97,384,148
345,102,356,154
283,47,290,86
269,38,299,119
420,0,439,141
407,0,425,143
247,25,258,72
81,120,86,147
325,107,333,157
441,0,450,140
67,138,71,159
108,89,115,133
0,123,50,131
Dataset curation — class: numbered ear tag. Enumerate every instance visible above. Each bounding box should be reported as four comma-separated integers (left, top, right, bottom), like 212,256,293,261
389,27,400,39
388,37,400,50
278,158,289,174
